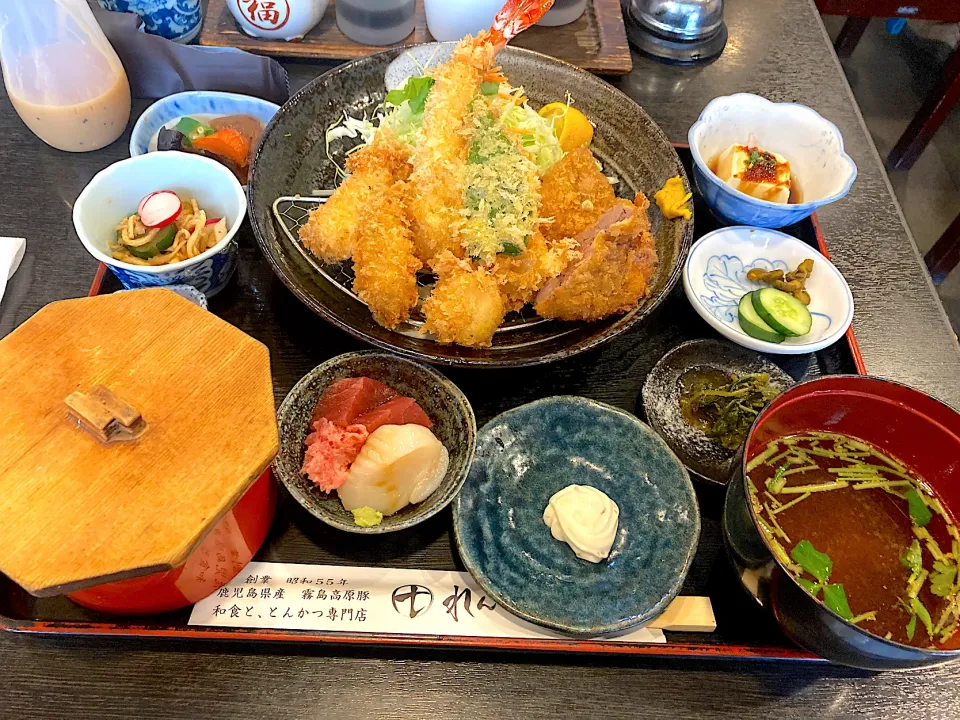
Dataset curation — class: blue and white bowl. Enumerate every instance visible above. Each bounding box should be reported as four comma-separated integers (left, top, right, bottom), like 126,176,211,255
74,153,247,298
130,91,280,173
688,94,857,228
683,226,854,354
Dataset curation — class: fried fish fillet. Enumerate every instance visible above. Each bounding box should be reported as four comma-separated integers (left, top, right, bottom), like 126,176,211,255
422,251,506,347
407,34,498,265
534,193,658,321
539,146,617,243
299,131,411,264
352,181,422,329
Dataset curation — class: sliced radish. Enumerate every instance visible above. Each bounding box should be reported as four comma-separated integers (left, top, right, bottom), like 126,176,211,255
204,217,222,226
139,191,182,228
137,191,159,216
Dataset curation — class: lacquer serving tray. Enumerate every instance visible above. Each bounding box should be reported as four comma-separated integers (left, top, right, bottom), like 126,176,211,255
0,148,864,660
199,0,633,76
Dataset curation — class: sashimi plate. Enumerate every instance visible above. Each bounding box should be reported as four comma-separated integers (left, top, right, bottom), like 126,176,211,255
249,46,692,368
274,351,476,534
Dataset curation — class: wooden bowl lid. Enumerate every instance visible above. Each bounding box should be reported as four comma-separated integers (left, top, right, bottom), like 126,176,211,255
0,289,279,596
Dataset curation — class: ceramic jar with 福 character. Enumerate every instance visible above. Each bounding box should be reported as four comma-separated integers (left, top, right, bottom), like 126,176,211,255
228,0,330,41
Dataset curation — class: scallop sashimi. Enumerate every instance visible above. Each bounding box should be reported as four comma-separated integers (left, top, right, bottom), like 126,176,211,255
337,424,450,516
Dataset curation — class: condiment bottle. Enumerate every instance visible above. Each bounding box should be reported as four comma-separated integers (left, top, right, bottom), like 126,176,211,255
0,0,131,152
336,0,416,46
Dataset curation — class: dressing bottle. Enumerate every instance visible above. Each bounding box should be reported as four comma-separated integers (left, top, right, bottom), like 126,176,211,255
0,0,131,152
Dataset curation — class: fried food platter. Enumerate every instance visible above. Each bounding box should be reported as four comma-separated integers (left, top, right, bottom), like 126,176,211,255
249,46,693,367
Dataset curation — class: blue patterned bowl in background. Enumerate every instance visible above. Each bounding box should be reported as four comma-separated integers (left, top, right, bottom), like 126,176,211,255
73,153,247,298
97,0,203,43
453,396,700,636
683,226,854,354
688,94,857,228
130,91,280,165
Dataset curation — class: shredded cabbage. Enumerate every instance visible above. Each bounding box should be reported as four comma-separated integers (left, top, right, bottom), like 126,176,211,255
499,102,563,174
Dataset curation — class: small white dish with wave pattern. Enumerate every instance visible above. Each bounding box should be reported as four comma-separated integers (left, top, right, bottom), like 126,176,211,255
683,226,853,354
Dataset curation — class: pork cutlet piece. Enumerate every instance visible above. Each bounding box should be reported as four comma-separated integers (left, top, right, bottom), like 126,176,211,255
539,147,617,244
534,193,658,321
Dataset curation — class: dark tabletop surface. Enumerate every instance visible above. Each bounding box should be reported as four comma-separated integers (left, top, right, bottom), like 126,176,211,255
3,0,960,717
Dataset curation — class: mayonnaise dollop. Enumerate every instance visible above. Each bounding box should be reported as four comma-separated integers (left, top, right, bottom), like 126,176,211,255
542,485,620,563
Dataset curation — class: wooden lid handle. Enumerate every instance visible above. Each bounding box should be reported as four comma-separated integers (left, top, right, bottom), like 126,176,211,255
65,385,146,445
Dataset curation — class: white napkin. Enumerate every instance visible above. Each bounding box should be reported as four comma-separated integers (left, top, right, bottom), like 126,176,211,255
0,237,26,307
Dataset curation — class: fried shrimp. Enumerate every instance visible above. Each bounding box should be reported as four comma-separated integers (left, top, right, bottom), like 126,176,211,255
407,34,498,265
299,131,411,264
422,251,506,347
539,146,617,243
352,181,422,329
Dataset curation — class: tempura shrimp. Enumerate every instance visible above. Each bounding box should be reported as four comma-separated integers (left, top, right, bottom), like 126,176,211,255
407,0,556,266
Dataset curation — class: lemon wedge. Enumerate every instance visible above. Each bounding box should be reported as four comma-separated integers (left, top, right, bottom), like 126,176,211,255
539,102,593,152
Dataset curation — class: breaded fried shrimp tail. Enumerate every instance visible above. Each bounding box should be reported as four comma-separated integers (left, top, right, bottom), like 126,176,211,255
407,34,497,265
299,130,411,264
353,180,422,329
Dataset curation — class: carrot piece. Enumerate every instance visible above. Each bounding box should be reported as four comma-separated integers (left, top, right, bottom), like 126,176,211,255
191,128,250,167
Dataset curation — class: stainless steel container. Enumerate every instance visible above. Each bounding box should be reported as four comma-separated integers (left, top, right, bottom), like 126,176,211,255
624,0,728,64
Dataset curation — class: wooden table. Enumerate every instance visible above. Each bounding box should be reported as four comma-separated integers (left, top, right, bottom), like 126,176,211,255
2,0,959,716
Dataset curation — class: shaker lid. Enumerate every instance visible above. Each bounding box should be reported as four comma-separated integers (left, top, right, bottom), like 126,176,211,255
0,289,278,596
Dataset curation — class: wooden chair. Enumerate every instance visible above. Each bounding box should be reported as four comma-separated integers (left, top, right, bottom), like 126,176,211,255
818,1,960,281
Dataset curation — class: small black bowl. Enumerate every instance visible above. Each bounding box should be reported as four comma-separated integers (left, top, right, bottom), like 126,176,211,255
642,339,795,484
274,351,476,533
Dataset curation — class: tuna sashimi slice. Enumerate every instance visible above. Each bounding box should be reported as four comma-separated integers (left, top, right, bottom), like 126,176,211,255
302,418,369,492
311,377,399,427
353,396,433,433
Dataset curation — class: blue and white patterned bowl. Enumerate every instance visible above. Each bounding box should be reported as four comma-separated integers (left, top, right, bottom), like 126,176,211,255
98,1,203,43
130,91,280,172
688,94,857,228
73,153,247,298
683,226,854,354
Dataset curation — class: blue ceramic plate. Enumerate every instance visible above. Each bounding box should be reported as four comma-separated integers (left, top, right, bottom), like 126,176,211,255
453,396,701,636
129,91,280,165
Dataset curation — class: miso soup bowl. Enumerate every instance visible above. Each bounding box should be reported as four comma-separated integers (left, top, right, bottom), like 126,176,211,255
688,94,857,228
723,375,960,670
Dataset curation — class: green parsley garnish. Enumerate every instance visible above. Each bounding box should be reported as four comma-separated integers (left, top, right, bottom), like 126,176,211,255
385,76,436,114
931,561,957,598
823,583,853,620
791,540,833,583
797,577,822,597
905,487,932,527
910,596,934,638
901,539,922,574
